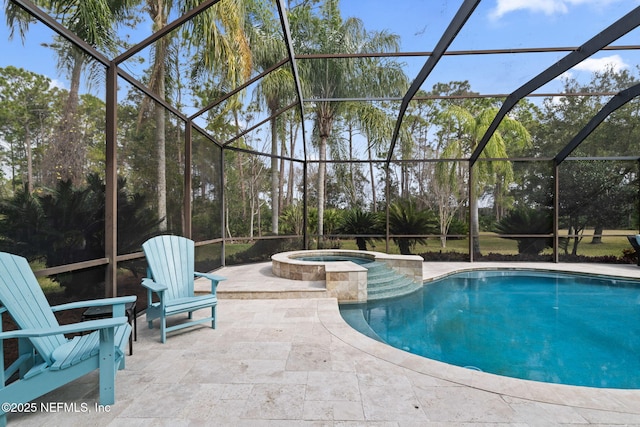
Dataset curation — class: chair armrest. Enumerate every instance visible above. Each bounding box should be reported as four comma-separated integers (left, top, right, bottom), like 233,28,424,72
195,272,226,282
195,272,226,294
0,317,129,339
51,295,137,313
141,277,168,293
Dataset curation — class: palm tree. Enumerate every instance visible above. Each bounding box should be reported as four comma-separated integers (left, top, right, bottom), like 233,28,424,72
494,207,553,255
439,104,530,255
144,0,253,230
347,101,406,211
337,208,380,250
251,7,295,234
387,199,438,255
5,0,137,186
343,45,408,209
290,0,402,245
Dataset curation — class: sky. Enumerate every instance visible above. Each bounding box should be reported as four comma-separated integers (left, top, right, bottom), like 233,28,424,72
0,0,639,99
338,0,640,94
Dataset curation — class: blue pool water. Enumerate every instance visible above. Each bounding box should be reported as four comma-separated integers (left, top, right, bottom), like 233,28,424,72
340,270,640,389
296,255,371,265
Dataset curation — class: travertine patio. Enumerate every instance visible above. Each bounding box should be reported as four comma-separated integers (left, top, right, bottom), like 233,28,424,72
7,261,640,426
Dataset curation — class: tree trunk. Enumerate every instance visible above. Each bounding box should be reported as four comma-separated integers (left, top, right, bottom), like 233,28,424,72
279,136,286,212
439,203,449,248
571,237,579,255
249,194,255,240
317,136,327,246
398,238,411,255
401,163,407,199
287,121,297,206
46,50,85,186
591,224,603,244
569,225,584,255
155,66,167,231
24,123,32,193
470,195,480,255
150,2,168,231
317,104,333,247
349,129,355,205
470,172,481,256
368,140,377,212
257,199,262,237
270,116,279,234
233,112,247,218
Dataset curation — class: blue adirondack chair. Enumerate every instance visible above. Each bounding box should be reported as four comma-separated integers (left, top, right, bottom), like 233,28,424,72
142,235,226,343
0,252,135,427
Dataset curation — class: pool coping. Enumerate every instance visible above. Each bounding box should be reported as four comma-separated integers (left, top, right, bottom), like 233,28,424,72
271,249,424,302
212,260,640,412
322,302,640,414
324,262,640,413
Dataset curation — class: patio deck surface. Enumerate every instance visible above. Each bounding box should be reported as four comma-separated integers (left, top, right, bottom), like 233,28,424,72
7,261,640,426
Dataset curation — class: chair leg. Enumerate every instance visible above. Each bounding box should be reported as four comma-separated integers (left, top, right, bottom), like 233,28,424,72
161,316,166,344
188,311,193,319
212,305,216,329
99,328,116,405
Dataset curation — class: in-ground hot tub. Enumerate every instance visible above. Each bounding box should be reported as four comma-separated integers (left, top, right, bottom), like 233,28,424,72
272,250,375,281
271,250,424,303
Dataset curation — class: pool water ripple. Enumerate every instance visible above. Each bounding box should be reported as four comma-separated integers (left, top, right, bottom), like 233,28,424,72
340,270,640,389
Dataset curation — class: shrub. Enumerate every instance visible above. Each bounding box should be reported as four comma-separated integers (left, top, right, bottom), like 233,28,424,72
388,200,438,255
225,236,303,265
495,208,553,255
0,175,161,296
336,208,381,250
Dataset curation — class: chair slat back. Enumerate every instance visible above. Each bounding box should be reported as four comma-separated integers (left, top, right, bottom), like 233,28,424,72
142,235,195,300
0,253,66,362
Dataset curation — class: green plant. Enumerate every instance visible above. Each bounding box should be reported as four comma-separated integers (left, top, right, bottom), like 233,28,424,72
494,207,553,255
337,208,381,250
446,217,468,239
388,200,438,255
280,203,308,236
225,236,303,265
0,175,161,296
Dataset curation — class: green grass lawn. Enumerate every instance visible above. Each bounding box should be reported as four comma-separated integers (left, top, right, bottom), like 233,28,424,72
411,230,634,258
224,229,636,260
412,230,633,258
222,243,252,257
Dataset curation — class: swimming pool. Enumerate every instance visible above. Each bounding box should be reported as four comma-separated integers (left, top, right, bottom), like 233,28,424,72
340,269,640,389
295,255,372,265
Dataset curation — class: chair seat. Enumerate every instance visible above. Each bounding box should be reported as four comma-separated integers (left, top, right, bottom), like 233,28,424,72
160,294,217,315
0,252,136,422
142,235,225,343
50,323,131,370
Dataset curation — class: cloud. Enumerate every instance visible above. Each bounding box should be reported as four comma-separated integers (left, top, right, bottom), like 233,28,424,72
490,0,620,19
573,54,629,73
556,55,628,82
49,79,67,90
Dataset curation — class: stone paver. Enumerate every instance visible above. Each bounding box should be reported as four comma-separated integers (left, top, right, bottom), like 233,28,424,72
7,261,640,426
